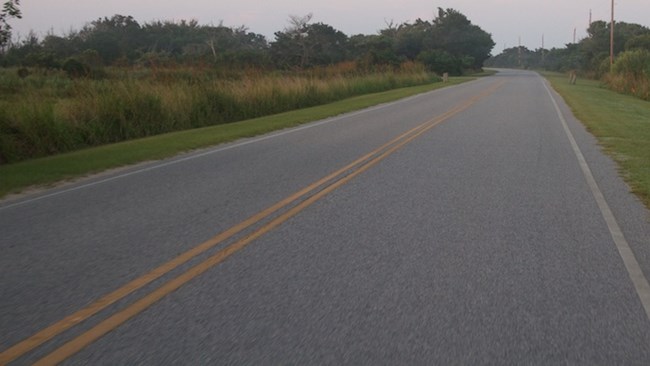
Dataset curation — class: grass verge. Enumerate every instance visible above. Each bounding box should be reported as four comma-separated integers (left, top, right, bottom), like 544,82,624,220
543,72,650,208
0,77,475,199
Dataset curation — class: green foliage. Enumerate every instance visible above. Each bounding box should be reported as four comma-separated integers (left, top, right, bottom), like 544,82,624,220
271,18,348,69
626,34,650,51
0,65,440,164
0,76,475,197
393,19,430,61
0,0,21,48
1,8,493,75
62,58,89,78
348,34,400,67
15,66,26,77
1,15,271,69
612,49,650,76
0,7,494,164
359,9,494,74
418,49,461,75
429,8,494,70
89,86,165,141
604,49,650,100
487,20,650,78
0,102,78,164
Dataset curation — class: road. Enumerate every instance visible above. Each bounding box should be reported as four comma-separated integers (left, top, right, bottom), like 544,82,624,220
2,69,650,364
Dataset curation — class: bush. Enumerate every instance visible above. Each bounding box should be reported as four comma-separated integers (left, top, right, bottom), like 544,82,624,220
612,49,650,78
604,50,650,101
417,50,460,75
17,68,30,79
62,58,90,78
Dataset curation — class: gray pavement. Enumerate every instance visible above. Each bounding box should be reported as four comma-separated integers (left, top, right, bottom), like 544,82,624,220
2,69,650,364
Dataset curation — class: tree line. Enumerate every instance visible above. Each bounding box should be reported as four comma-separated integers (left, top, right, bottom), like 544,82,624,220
0,8,495,75
486,20,650,77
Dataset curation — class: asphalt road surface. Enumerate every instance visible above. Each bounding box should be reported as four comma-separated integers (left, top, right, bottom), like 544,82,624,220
2,69,650,364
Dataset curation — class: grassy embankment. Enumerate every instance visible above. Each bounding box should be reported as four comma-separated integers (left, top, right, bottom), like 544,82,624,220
0,65,482,198
0,63,440,164
544,72,650,207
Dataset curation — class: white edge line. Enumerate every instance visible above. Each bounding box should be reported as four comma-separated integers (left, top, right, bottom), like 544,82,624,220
0,79,481,211
542,77,650,321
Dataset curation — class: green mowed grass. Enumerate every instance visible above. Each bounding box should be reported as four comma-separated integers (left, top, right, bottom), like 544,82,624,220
544,72,650,207
0,77,475,198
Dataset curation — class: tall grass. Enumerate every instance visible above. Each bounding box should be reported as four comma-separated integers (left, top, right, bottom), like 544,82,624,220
603,50,650,101
0,62,440,164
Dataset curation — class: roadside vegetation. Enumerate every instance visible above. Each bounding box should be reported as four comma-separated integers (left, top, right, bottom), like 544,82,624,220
0,62,439,164
489,16,650,207
544,73,650,207
0,76,477,198
0,3,497,196
487,19,650,102
603,49,650,101
0,7,495,166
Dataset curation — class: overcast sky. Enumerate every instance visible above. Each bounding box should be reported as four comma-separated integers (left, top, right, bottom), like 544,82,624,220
10,0,650,55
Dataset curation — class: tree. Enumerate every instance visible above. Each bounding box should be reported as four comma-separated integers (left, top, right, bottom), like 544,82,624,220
0,0,21,50
577,20,650,74
271,15,348,68
373,8,494,74
429,8,494,70
79,14,143,64
626,34,650,51
302,23,347,65
348,33,400,67
418,49,460,74
393,19,431,61
487,16,650,76
42,34,81,59
271,14,313,68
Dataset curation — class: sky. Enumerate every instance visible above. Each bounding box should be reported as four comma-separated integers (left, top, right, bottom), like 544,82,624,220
9,0,650,55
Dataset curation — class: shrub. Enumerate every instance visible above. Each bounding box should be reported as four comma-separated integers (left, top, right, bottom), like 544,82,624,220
612,49,650,78
17,68,30,79
604,50,650,101
417,50,459,75
62,58,90,78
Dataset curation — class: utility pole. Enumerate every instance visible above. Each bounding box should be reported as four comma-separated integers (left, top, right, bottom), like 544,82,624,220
589,9,592,26
573,28,577,43
541,34,545,65
610,0,615,67
518,36,522,68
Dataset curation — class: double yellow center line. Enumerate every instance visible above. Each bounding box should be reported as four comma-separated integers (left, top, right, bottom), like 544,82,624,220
0,80,504,365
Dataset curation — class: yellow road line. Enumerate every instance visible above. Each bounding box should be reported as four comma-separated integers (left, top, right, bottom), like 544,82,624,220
1,81,503,365
33,81,504,365
0,129,422,366
0,92,445,366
